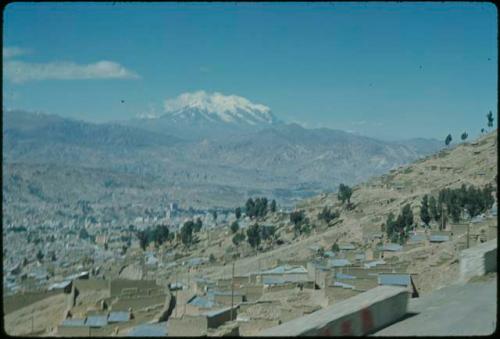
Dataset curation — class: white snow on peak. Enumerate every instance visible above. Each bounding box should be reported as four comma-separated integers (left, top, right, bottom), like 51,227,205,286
163,90,275,124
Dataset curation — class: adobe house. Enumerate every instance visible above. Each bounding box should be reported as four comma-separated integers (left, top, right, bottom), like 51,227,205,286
377,273,419,298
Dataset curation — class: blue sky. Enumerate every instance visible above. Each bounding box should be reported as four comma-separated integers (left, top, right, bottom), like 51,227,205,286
3,2,497,140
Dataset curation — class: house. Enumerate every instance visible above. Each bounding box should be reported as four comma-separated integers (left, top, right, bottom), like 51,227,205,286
108,311,130,323
379,243,402,252
378,273,419,298
48,280,73,293
127,322,168,336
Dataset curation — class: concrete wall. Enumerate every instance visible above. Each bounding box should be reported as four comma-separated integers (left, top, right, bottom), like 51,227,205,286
260,286,409,336
109,279,159,297
168,315,208,336
206,306,238,328
459,239,497,283
214,294,245,306
74,279,109,293
112,294,167,311
56,326,90,336
4,290,63,314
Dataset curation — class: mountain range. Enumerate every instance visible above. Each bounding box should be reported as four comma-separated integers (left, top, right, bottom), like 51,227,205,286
3,99,442,208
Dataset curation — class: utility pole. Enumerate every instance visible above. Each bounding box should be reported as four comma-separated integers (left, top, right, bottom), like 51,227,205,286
31,314,34,334
175,269,178,317
231,262,235,321
467,222,470,249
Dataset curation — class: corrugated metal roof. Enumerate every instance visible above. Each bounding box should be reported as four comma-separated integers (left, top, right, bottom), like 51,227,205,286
338,243,356,250
48,280,71,291
127,322,167,336
259,265,308,275
364,260,386,268
378,274,411,287
108,311,129,323
429,235,449,242
329,259,351,267
409,234,426,243
263,276,285,285
380,243,402,252
85,315,108,328
335,273,356,280
188,296,216,308
61,319,86,327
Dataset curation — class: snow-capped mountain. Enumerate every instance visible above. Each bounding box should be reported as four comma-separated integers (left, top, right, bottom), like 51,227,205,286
162,91,279,126
125,91,281,140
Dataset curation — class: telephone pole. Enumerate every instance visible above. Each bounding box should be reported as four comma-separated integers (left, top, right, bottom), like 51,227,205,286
231,262,235,321
467,222,470,249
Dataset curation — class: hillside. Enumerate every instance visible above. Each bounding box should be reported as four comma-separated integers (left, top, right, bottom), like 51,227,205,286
190,130,497,294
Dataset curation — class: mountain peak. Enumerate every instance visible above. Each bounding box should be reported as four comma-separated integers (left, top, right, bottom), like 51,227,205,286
161,90,278,125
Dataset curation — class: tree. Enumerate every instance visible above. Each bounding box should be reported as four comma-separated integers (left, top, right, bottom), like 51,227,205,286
487,110,494,128
420,195,431,227
235,207,242,220
230,221,239,234
338,184,353,206
155,224,170,245
401,204,414,228
181,221,194,246
445,134,452,147
212,211,218,223
270,200,277,213
137,230,148,251
79,227,90,240
461,131,468,142
232,232,245,246
331,242,340,252
481,128,485,134
246,223,261,249
429,196,440,222
290,210,305,226
36,250,44,262
318,207,338,223
260,225,276,241
245,198,255,218
209,254,216,263
194,218,202,233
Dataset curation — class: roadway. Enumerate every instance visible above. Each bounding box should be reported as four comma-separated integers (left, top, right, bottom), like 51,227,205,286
373,273,497,336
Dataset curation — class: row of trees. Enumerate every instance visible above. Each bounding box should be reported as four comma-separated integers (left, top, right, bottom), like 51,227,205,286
243,223,277,249
420,184,495,227
136,224,172,250
243,197,277,219
385,203,414,244
180,218,203,246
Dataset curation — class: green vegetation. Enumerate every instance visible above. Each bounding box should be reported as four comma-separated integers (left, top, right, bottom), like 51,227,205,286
487,110,494,128
270,199,277,213
317,206,339,223
235,207,242,219
245,197,269,219
385,203,414,244
180,221,194,246
232,232,245,246
337,183,353,207
445,134,452,147
194,217,203,233
461,131,468,142
420,195,431,227
137,224,171,250
246,223,261,249
230,221,239,234
331,242,340,252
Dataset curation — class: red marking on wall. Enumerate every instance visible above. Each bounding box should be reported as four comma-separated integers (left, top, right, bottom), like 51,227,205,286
340,320,352,335
321,327,332,336
361,307,374,333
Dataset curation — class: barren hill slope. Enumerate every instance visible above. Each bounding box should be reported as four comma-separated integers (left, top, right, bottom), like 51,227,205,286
196,130,497,293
